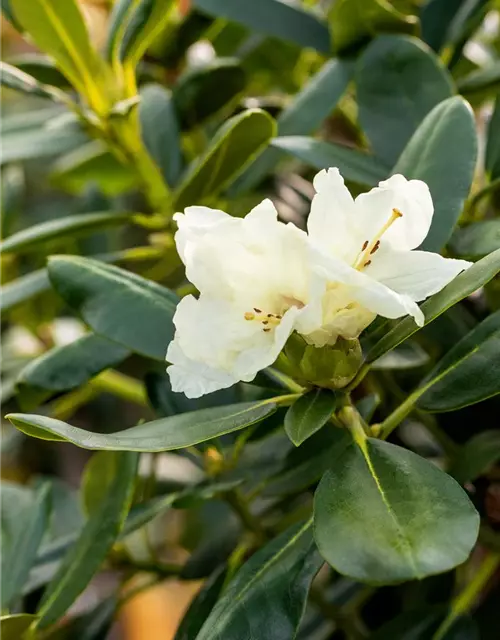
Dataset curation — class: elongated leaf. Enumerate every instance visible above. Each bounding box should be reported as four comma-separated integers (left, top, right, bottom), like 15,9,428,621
196,520,322,640
457,62,500,96
486,96,500,180
193,0,330,53
173,108,276,209
7,401,277,452
421,0,467,52
393,96,477,252
372,341,430,370
0,61,66,102
314,436,479,583
0,212,133,255
1,615,38,640
271,137,389,186
16,334,130,409
356,35,453,166
48,255,177,360
450,431,500,484
450,220,500,258
6,54,70,87
1,269,51,313
417,311,500,412
285,388,338,446
35,452,138,629
119,0,177,65
329,0,417,55
1,483,50,607
232,58,354,193
366,248,500,362
140,84,183,188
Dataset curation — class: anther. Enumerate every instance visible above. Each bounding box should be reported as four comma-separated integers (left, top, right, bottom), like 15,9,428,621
370,240,380,255
263,327,271,332
276,315,282,319
362,240,368,251
393,208,403,218
262,320,269,325
244,312,255,321
253,307,262,313
267,313,273,318
364,260,372,267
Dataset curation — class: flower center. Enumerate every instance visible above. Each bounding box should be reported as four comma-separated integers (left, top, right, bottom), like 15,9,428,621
244,308,282,333
352,208,403,270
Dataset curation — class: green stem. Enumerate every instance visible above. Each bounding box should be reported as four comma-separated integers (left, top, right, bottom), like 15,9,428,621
345,362,370,392
467,177,500,218
433,552,500,640
378,387,426,440
89,370,148,407
113,556,183,577
225,489,268,542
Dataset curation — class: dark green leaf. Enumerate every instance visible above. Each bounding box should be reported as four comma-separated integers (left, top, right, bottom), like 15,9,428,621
140,83,184,188
285,388,338,446
450,220,500,259
44,596,118,640
457,62,500,96
195,520,322,640
6,54,70,87
0,61,66,101
372,341,430,370
0,615,38,640
16,334,129,409
82,451,123,516
329,0,418,55
48,255,177,361
7,401,277,451
173,108,276,209
314,436,479,583
0,211,133,255
366,248,500,362
232,58,354,193
486,95,500,180
118,0,176,65
173,58,246,130
421,0,468,52
1,482,50,608
271,137,389,186
35,452,138,629
193,0,330,53
1,0,22,30
393,96,477,252
450,431,500,484
417,311,500,412
357,35,453,166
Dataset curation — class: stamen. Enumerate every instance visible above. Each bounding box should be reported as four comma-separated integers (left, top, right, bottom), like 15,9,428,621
244,309,282,327
244,312,255,321
263,327,271,332
362,240,368,251
353,208,403,271
262,320,269,325
370,240,380,255
364,260,372,267
253,307,262,313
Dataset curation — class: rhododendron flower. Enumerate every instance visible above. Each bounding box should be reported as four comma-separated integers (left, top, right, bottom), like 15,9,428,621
167,169,471,398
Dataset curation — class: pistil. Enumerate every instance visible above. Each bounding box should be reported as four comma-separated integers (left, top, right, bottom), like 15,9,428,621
353,208,403,271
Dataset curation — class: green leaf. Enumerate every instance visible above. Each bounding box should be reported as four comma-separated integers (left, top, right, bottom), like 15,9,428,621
314,436,479,584
232,58,354,193
140,84,184,188
450,431,500,484
329,0,418,55
356,35,453,167
82,451,122,516
284,388,338,446
372,341,430,370
416,311,500,412
193,0,330,53
450,220,500,259
173,108,276,209
271,137,389,186
7,401,277,451
10,0,109,109
50,141,138,196
6,54,70,87
48,255,177,361
1,482,50,608
457,61,500,96
195,519,322,640
35,452,138,629
1,268,50,313
16,334,130,409
173,58,246,130
1,0,23,30
486,95,500,180
0,61,67,102
366,248,500,362
392,96,477,252
421,0,468,52
0,211,134,255
0,615,38,640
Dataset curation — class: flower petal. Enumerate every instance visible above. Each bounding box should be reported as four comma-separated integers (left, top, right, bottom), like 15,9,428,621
366,248,472,301
354,175,434,251
174,206,230,264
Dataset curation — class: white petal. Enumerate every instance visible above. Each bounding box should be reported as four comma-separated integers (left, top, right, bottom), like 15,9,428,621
245,198,279,224
366,248,472,301
354,175,434,251
174,206,230,264
307,168,358,263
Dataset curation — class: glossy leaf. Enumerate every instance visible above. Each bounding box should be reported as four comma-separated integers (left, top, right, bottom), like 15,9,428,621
1,269,50,313
329,0,418,55
417,311,500,412
193,0,330,53
450,431,500,484
271,137,389,186
366,248,500,362
357,35,453,166
195,520,322,640
232,58,354,193
173,58,246,130
7,401,277,452
48,255,177,360
486,95,500,180
1,483,50,607
173,108,276,209
140,83,183,188
0,211,133,255
450,220,500,258
0,61,66,102
393,96,477,252
16,334,130,409
285,388,338,446
35,452,138,629
0,615,38,640
314,436,479,584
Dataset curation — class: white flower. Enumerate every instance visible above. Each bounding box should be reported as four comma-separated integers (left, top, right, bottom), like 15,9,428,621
167,169,471,398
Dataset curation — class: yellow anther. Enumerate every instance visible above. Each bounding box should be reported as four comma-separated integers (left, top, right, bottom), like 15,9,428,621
244,312,255,320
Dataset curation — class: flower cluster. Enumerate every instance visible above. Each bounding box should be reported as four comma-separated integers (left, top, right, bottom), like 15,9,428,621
167,168,471,398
